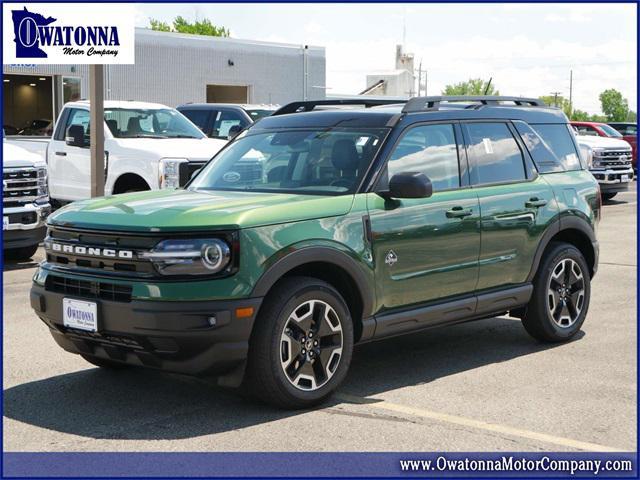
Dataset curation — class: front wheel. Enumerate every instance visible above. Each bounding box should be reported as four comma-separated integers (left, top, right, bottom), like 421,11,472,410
246,276,354,409
522,242,591,342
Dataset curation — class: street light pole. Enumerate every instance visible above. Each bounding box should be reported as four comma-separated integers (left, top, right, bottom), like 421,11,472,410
89,64,105,198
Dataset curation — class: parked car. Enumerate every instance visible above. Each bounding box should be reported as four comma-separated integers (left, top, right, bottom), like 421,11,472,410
574,132,633,201
8,101,227,205
31,96,600,409
177,103,278,139
18,119,53,136
607,122,637,168
2,138,51,260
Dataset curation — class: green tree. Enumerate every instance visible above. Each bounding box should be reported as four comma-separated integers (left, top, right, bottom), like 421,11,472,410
442,78,499,96
570,109,591,121
539,95,572,117
627,110,637,122
149,16,230,37
599,89,629,122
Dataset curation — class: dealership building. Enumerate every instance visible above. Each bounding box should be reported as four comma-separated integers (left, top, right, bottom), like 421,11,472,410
3,28,326,134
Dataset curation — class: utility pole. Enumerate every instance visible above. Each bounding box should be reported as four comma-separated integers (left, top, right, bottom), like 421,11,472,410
550,91,562,107
568,70,573,117
89,64,105,198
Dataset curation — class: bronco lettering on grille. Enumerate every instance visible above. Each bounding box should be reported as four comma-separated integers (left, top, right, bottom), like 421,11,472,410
50,243,133,259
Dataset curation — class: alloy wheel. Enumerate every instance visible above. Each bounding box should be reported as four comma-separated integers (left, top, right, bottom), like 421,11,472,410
546,258,585,328
280,300,343,391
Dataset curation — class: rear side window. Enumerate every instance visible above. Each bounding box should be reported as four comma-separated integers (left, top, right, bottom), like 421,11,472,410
464,122,526,185
527,124,583,171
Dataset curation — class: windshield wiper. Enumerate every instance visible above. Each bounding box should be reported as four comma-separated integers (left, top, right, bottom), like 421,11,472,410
120,134,168,139
166,134,199,139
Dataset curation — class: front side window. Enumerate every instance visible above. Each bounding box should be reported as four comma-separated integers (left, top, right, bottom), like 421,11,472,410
574,125,598,136
66,108,90,140
388,123,460,191
465,122,526,185
104,108,205,139
598,124,623,138
190,128,388,195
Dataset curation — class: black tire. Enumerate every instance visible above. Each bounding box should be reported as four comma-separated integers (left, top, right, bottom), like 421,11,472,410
81,354,130,370
522,242,591,342
4,244,39,261
245,276,354,409
602,192,617,201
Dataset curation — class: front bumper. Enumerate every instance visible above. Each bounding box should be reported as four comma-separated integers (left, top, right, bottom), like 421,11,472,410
30,282,262,378
3,202,51,249
590,168,634,193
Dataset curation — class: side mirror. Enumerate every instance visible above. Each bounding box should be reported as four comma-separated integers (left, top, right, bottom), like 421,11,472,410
227,124,243,140
65,125,86,147
385,172,433,199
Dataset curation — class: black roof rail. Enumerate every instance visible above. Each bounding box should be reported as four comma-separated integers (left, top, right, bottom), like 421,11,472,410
402,96,545,113
272,99,407,116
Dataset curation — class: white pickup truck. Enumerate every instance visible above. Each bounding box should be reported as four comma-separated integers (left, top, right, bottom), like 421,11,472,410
8,101,227,205
2,140,51,260
575,133,634,201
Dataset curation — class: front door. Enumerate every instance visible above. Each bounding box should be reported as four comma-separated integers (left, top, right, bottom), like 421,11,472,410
48,107,91,201
368,122,481,313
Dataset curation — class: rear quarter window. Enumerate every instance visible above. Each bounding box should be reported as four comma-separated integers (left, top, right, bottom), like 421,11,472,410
515,122,583,172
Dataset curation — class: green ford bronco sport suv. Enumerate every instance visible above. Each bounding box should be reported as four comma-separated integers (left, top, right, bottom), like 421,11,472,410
31,96,600,408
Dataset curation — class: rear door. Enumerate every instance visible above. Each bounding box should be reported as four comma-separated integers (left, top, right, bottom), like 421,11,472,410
367,122,481,312
462,121,557,291
48,107,91,201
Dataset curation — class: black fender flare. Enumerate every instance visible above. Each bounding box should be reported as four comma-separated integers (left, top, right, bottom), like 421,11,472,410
526,215,597,282
251,246,374,318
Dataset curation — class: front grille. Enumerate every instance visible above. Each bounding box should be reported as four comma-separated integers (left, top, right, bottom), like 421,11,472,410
63,329,143,349
45,274,132,302
179,161,206,186
3,168,42,206
45,227,158,277
594,150,633,170
6,211,37,225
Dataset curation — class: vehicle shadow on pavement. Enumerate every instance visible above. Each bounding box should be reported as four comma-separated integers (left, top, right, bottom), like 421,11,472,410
3,316,582,441
2,258,41,272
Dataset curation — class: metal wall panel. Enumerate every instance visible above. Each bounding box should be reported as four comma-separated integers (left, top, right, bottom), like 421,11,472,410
3,29,326,109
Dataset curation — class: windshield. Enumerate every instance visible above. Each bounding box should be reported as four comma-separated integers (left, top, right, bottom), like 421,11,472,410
598,124,623,138
104,108,205,139
190,128,388,195
246,109,276,121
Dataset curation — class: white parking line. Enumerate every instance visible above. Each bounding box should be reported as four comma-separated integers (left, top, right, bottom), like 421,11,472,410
336,393,628,452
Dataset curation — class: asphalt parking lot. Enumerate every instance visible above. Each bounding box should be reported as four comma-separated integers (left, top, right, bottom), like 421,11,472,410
3,186,636,452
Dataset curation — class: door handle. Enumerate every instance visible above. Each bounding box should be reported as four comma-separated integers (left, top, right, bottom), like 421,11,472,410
446,206,473,218
525,197,547,208
55,151,67,156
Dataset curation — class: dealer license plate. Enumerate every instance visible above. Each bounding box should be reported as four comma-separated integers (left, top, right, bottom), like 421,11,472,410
63,298,98,332
621,175,629,182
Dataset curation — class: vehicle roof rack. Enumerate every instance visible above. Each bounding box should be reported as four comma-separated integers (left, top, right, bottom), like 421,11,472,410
272,99,407,116
402,96,545,113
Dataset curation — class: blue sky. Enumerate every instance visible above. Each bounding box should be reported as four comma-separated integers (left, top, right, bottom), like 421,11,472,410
134,3,637,114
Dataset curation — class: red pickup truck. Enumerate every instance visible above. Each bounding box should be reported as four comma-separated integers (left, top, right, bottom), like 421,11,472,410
571,121,636,169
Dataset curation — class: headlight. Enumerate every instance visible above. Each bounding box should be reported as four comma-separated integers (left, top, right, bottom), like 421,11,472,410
36,166,48,203
579,145,594,169
159,158,189,189
140,238,231,276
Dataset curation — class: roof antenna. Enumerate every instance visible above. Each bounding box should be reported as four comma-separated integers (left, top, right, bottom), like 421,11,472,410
483,77,493,95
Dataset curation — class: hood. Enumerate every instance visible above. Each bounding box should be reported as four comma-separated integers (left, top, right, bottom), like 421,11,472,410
2,141,45,168
575,135,631,150
48,189,355,232
111,137,227,161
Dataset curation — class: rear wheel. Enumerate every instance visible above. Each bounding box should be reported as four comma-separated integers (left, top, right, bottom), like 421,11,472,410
522,242,590,342
246,276,354,409
81,354,130,370
602,192,617,201
4,244,39,261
